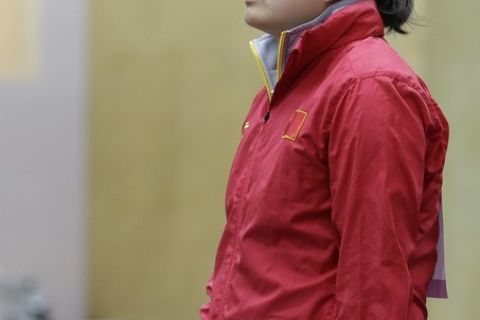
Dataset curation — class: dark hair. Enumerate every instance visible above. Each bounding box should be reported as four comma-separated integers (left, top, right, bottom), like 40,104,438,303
375,0,414,34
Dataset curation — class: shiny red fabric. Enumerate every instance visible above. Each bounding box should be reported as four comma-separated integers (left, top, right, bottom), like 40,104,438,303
201,1,449,319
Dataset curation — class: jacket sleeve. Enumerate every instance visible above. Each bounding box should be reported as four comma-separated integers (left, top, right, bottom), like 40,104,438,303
328,76,436,319
199,274,214,320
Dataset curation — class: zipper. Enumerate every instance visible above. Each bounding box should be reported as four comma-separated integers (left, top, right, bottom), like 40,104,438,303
263,111,271,124
221,105,270,318
221,38,281,316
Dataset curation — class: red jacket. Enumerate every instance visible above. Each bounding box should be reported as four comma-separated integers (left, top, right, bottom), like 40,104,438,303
201,0,449,319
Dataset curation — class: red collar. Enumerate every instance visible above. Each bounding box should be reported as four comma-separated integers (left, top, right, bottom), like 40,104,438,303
249,0,384,102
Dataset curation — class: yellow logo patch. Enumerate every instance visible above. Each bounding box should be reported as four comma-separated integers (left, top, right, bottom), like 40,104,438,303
281,109,308,142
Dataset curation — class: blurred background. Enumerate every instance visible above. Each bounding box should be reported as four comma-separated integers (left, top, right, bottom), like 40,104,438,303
0,0,478,319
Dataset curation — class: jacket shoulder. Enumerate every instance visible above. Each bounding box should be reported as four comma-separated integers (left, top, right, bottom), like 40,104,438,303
339,36,424,89
325,37,449,140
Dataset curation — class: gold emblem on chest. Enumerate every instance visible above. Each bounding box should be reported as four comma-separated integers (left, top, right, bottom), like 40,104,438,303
282,109,308,142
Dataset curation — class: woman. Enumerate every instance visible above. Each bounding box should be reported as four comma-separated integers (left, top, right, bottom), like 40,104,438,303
201,0,449,319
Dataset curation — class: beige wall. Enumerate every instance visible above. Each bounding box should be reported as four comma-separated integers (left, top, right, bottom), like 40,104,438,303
424,1,480,319
90,1,261,319
90,1,480,319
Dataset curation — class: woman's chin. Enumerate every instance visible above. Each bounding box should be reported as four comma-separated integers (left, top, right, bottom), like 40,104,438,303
244,13,271,34
244,12,259,28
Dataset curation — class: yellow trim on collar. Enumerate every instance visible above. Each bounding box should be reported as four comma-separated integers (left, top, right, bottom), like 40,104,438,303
276,31,288,81
249,40,273,101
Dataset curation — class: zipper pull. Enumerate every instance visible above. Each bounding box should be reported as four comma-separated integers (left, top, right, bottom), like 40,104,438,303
263,111,270,123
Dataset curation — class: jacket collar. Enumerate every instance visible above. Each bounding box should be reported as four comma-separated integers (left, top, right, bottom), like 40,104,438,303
249,0,384,102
